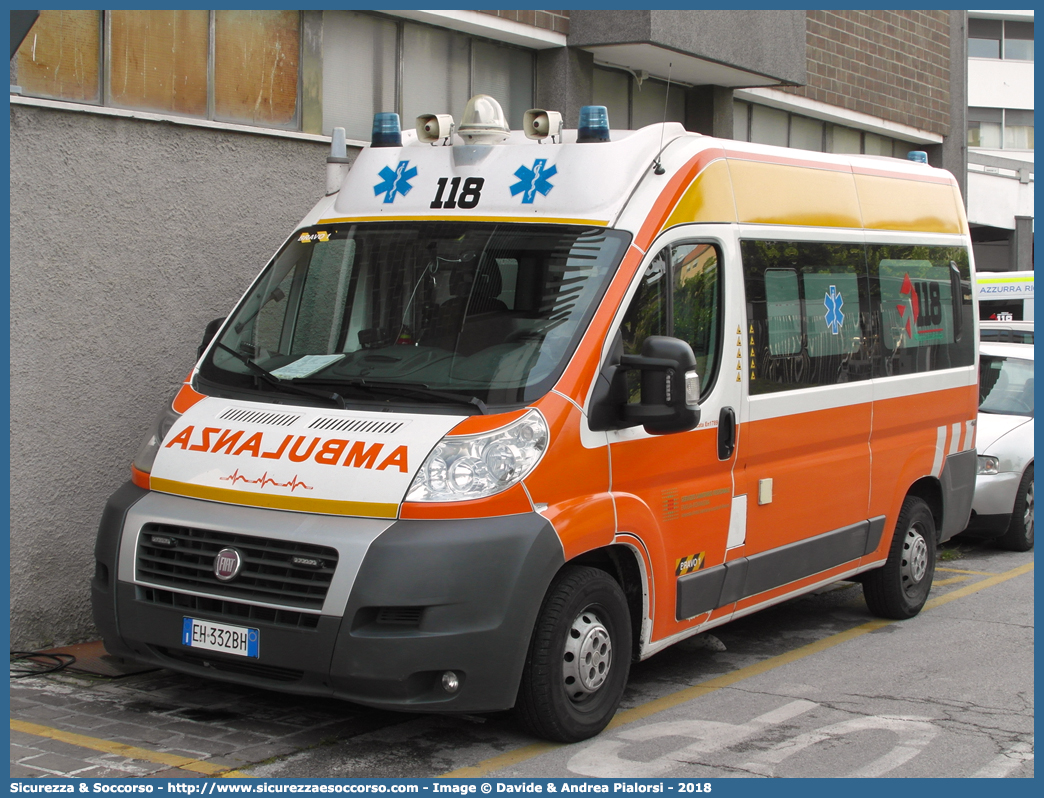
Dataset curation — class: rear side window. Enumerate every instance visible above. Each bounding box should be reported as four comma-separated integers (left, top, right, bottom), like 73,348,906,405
742,240,974,393
867,245,974,376
742,241,870,394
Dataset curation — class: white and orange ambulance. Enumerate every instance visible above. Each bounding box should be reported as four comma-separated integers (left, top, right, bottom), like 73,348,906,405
92,95,978,742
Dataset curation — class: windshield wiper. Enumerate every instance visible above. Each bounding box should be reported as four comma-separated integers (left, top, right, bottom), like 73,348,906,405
336,378,489,414
214,343,346,410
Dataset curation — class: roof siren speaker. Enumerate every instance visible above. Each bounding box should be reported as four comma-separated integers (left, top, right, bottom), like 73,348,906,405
523,108,564,141
417,113,454,143
457,95,511,145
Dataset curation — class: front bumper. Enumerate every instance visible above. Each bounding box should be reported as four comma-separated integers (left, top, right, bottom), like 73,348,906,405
91,483,564,712
963,471,1021,537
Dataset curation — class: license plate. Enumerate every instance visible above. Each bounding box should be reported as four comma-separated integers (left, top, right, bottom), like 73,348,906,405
182,617,259,658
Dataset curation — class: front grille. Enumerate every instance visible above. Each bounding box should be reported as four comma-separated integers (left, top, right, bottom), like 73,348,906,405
375,607,425,626
137,586,320,630
218,407,301,426
307,417,406,434
137,523,338,610
154,646,303,683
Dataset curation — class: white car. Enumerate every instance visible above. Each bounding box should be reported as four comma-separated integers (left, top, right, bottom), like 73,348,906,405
979,319,1033,345
962,341,1034,550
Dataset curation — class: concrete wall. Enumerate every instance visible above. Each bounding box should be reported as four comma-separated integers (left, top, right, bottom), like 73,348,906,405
9,104,332,648
569,10,806,86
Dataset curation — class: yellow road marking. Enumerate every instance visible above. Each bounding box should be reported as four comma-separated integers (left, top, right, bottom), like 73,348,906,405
923,562,1032,611
932,575,973,586
10,719,252,778
440,560,1034,778
936,567,999,576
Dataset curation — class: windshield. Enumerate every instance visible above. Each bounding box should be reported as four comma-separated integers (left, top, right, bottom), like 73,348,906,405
979,354,1034,417
198,222,629,409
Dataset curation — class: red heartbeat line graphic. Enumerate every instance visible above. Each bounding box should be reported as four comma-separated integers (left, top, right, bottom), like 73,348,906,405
219,469,313,492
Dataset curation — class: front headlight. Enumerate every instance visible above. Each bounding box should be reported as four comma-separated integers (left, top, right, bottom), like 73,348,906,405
406,410,548,502
132,401,183,474
977,455,1000,475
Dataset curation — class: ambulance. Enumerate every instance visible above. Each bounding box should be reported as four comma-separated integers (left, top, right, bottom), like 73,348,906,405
92,95,978,742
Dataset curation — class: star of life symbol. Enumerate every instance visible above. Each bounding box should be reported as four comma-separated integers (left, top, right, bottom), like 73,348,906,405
510,159,557,204
824,285,845,334
374,161,417,204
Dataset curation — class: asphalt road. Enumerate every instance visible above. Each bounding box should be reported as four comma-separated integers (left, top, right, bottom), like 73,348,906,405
10,539,1034,779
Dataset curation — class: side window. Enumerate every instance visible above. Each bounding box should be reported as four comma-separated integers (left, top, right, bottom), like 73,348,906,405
672,243,722,395
867,244,973,375
619,241,723,398
742,240,869,394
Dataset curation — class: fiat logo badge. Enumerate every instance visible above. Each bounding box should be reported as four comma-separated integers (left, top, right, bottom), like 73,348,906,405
213,548,244,582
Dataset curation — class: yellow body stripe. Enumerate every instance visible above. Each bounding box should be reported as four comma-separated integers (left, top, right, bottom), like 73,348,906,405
319,215,609,227
150,478,398,519
730,159,863,229
854,173,965,234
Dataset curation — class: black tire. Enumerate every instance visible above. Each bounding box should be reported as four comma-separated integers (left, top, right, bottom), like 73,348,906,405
863,496,937,619
515,565,631,743
997,465,1034,552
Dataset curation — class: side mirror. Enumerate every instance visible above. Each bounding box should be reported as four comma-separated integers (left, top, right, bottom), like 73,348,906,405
589,335,701,434
198,317,225,359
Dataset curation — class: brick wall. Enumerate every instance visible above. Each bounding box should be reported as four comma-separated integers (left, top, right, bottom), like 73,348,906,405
785,10,951,136
478,9,570,35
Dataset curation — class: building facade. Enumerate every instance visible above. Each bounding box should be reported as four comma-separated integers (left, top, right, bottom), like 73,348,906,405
9,9,967,648
965,9,1034,280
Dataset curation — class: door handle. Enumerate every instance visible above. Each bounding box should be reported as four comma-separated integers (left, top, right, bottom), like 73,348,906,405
718,406,736,460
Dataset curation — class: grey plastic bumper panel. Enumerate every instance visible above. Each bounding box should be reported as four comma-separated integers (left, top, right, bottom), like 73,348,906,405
939,449,978,543
95,486,564,712
676,517,885,620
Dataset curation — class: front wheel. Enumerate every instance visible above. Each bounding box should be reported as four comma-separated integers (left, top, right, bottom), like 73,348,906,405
997,465,1034,552
863,496,936,619
516,565,632,743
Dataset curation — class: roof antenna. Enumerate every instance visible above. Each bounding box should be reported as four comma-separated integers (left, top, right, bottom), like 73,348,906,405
652,62,672,175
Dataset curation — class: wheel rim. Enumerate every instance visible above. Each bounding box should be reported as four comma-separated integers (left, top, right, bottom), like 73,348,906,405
900,526,929,588
1024,481,1033,536
563,606,612,702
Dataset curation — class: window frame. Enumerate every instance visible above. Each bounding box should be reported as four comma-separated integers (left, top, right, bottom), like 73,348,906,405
618,237,726,402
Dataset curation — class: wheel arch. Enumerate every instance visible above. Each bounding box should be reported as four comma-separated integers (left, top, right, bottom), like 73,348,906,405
570,543,647,662
906,476,944,543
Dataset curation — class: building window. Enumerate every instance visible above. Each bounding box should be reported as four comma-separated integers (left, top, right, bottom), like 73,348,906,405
322,12,535,140
15,10,301,129
969,18,1034,61
15,10,536,140
592,65,686,130
969,107,1034,151
733,101,915,159
14,10,101,103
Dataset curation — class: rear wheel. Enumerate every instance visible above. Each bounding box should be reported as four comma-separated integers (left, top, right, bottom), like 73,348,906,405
997,465,1034,552
516,565,631,743
863,496,936,619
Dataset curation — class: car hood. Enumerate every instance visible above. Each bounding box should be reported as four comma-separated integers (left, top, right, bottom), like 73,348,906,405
976,412,1032,454
149,396,465,518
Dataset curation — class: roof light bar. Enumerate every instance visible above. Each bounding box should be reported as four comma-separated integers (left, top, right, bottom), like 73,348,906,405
577,105,610,143
371,112,402,148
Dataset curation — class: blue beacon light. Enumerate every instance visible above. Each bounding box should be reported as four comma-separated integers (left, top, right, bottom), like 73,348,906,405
907,151,928,163
371,112,402,148
577,105,610,143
